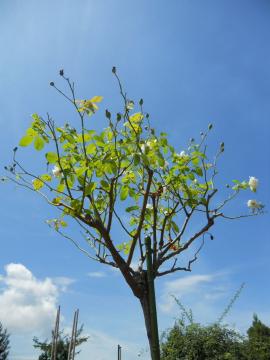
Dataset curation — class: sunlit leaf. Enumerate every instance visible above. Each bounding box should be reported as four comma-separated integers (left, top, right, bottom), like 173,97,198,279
46,152,58,164
120,185,129,201
34,136,44,151
85,182,97,195
126,205,140,213
90,96,103,103
129,112,143,123
26,128,37,137
86,143,96,154
19,135,34,147
40,174,52,182
57,183,65,192
32,178,44,191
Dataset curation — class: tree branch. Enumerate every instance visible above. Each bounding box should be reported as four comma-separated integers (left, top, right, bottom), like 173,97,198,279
127,169,153,266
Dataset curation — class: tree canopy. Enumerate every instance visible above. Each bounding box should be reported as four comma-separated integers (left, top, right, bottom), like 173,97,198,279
161,311,270,360
4,68,264,359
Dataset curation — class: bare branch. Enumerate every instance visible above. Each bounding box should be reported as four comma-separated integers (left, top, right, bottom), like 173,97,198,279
127,169,153,266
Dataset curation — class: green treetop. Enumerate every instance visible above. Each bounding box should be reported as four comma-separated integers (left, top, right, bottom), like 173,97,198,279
4,68,263,359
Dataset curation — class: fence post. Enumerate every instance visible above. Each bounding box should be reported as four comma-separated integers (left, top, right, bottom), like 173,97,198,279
117,344,122,360
68,309,79,360
51,306,60,360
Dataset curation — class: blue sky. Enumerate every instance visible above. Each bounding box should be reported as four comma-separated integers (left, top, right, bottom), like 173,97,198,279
0,1,269,359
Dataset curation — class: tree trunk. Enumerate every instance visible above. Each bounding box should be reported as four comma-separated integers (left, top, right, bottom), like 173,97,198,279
139,284,161,360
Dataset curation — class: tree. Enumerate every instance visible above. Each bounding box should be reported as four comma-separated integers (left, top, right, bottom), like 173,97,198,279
0,322,10,360
161,321,245,360
245,314,270,360
160,291,246,360
33,326,88,360
4,68,263,359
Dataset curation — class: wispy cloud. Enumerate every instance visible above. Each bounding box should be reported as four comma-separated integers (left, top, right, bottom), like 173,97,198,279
159,270,256,333
159,274,216,314
87,271,107,278
53,276,75,291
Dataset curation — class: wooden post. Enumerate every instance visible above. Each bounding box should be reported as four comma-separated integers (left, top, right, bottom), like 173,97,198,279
51,306,60,360
68,309,79,360
117,344,122,360
145,236,160,360
72,309,79,360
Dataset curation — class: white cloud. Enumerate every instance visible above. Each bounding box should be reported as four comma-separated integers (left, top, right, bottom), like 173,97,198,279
159,274,215,313
53,276,75,291
87,271,107,278
0,263,71,334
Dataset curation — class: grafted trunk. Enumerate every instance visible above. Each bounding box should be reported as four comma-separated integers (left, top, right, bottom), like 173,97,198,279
138,236,161,360
140,290,153,352
139,284,160,360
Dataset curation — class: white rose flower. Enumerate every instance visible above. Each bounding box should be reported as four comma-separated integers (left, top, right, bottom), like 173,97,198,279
247,199,261,209
177,151,189,161
248,176,259,192
52,166,61,177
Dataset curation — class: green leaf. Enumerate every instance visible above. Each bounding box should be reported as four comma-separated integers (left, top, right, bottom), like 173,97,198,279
200,198,207,206
19,135,34,147
192,157,200,166
157,154,165,167
126,205,140,212
120,185,129,201
195,167,203,177
129,112,143,123
133,154,140,166
57,183,65,192
123,240,132,255
59,220,67,227
100,180,109,189
40,174,52,182
85,182,97,195
75,166,88,177
117,240,132,255
46,152,58,164
141,154,150,166
86,143,96,154
77,133,92,142
34,136,44,151
171,221,180,233
90,95,103,103
32,179,44,190
26,128,37,137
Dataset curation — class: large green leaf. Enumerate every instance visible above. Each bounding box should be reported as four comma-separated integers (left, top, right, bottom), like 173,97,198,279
86,143,96,154
46,152,58,164
32,178,44,190
85,182,97,195
120,185,129,201
34,136,44,151
126,205,140,212
19,135,34,147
